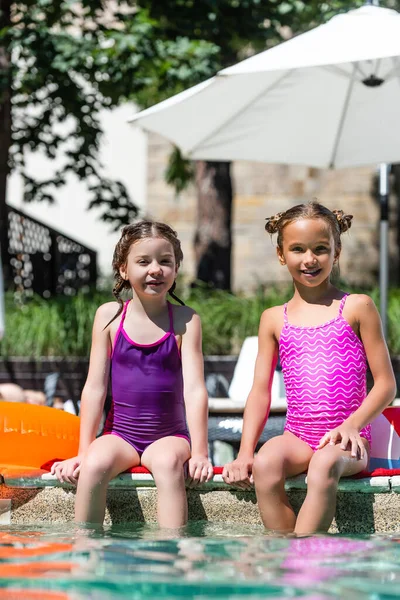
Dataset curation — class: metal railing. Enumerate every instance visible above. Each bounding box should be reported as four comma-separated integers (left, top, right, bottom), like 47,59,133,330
6,207,97,297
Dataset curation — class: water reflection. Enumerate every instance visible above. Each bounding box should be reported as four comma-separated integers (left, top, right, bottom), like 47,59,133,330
0,524,399,599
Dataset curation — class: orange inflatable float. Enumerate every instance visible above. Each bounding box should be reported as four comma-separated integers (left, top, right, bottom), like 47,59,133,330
0,402,79,471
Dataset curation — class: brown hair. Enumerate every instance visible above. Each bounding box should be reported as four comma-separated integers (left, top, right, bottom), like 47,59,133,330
106,220,185,328
265,201,353,255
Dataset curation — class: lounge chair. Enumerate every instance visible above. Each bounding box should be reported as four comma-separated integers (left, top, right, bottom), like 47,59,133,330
208,336,287,414
207,337,286,462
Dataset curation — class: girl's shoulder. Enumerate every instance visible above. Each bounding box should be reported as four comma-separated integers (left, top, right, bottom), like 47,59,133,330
170,303,200,337
343,293,378,323
261,304,286,322
95,301,122,327
169,302,196,316
260,304,286,336
96,300,121,316
344,293,376,311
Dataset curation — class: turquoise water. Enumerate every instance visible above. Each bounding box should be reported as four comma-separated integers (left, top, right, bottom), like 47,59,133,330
1,523,400,599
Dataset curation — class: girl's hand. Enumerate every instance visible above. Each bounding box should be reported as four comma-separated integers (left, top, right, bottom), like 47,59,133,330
222,455,254,490
50,456,82,485
186,455,213,488
317,426,365,459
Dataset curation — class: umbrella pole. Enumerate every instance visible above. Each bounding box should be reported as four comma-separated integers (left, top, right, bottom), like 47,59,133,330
379,163,389,338
365,3,388,337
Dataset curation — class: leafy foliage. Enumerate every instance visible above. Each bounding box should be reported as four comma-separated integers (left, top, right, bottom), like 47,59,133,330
1,1,219,225
3,0,400,214
3,285,400,358
137,0,395,193
165,147,195,195
0,286,290,357
138,1,389,71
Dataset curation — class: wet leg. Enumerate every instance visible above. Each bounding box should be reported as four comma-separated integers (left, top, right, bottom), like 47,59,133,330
75,435,140,524
141,436,191,529
253,432,313,533
295,439,369,535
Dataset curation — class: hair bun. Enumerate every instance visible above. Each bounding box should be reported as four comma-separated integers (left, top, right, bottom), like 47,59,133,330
265,212,284,234
332,209,353,234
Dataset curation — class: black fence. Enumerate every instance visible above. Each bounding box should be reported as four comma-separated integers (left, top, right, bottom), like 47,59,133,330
6,206,97,297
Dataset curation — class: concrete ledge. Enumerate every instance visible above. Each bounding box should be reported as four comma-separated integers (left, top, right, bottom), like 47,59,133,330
390,476,400,492
1,473,399,533
2,471,393,493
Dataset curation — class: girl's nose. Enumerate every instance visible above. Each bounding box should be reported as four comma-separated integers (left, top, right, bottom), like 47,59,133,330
304,253,317,266
149,262,162,274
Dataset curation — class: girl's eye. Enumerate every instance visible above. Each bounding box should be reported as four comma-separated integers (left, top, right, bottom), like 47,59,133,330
138,260,148,265
291,247,303,252
315,246,327,253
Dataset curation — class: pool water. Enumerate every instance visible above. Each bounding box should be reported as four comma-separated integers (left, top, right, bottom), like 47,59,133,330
1,523,400,599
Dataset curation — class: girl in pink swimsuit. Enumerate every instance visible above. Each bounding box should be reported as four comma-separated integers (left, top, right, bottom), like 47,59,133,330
52,221,212,528
223,201,396,535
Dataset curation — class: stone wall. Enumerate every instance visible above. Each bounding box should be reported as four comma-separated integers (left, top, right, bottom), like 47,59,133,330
2,472,400,534
145,133,399,292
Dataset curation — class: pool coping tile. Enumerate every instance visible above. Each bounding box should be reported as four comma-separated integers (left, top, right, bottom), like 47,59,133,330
0,472,392,493
390,476,400,492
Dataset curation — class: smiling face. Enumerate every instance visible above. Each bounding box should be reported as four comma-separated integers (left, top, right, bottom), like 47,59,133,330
120,236,178,299
277,218,339,287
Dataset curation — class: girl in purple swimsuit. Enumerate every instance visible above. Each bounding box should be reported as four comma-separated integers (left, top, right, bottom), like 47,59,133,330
223,201,396,535
52,221,212,528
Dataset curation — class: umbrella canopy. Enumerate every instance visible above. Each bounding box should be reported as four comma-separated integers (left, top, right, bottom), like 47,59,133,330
130,3,400,335
130,5,400,168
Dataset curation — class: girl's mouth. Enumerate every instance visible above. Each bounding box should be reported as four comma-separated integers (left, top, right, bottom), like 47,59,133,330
301,269,322,277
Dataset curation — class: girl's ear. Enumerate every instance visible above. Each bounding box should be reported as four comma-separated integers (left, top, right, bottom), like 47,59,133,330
119,264,127,281
333,250,341,264
277,247,286,266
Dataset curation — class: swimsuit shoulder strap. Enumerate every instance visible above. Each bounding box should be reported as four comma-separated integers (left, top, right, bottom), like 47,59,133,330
121,299,130,325
111,300,130,357
283,303,289,325
167,302,175,334
338,294,348,317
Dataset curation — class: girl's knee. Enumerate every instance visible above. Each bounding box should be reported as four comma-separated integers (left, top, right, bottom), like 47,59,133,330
253,453,284,486
151,452,184,478
307,452,341,490
80,449,114,481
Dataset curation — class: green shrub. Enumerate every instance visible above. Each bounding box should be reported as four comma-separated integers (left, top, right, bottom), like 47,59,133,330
1,285,400,357
388,289,400,356
0,291,111,358
187,285,292,355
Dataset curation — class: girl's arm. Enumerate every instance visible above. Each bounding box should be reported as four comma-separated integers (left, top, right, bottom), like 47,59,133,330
223,308,279,487
77,303,113,455
51,303,113,483
180,309,213,484
318,294,396,457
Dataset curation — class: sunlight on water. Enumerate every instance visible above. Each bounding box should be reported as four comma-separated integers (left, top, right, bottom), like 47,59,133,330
0,523,400,599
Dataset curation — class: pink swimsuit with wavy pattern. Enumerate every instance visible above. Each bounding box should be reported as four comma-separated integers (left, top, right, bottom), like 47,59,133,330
279,294,371,451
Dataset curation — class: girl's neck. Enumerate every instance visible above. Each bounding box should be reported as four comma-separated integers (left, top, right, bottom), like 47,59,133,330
128,293,169,319
291,279,339,305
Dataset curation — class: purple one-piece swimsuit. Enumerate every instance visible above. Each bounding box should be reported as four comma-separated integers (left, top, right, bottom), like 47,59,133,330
103,300,190,456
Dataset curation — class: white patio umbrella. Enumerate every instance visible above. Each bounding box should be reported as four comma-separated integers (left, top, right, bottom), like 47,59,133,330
130,1,400,334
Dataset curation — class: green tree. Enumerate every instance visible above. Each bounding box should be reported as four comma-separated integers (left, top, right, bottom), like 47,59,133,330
140,0,400,290
0,0,218,283
3,0,399,292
